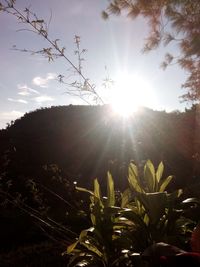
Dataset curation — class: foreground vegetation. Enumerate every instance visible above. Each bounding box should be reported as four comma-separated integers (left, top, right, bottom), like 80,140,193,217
66,160,200,266
0,105,200,266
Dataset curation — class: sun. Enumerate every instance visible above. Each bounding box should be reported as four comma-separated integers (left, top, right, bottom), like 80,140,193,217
109,73,156,117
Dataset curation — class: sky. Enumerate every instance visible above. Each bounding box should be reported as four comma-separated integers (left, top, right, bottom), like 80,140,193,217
0,0,190,129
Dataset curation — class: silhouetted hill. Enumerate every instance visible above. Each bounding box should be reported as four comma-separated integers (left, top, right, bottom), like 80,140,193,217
0,105,198,190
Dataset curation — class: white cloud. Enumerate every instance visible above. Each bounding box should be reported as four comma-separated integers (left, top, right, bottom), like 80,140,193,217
8,98,28,104
47,73,57,80
32,73,57,88
34,95,54,103
0,110,24,120
32,77,47,88
17,84,39,96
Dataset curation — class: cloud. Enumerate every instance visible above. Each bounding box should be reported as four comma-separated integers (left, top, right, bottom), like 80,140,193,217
8,98,28,104
17,84,39,96
0,110,24,121
32,73,57,88
34,95,54,103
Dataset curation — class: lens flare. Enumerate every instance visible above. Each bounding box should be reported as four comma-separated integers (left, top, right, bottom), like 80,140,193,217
110,73,156,117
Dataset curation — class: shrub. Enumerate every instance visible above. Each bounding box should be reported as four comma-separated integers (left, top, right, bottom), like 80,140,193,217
66,160,198,266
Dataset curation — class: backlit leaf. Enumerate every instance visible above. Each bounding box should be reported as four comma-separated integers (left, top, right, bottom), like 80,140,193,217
107,172,115,207
159,175,173,192
76,186,94,196
128,163,143,193
144,160,156,192
67,240,79,254
121,188,132,208
94,179,101,199
91,213,96,225
156,161,164,184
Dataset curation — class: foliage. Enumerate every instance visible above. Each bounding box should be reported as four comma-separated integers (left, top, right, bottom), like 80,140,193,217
66,160,198,266
103,0,200,102
0,105,198,261
0,158,91,252
66,175,125,266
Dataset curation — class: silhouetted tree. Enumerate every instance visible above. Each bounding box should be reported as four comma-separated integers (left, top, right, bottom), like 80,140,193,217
103,0,200,102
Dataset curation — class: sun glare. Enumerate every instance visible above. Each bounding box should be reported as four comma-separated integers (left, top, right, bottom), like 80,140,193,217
110,73,156,117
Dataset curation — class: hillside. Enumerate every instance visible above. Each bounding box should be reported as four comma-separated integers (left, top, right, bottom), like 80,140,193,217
0,105,197,189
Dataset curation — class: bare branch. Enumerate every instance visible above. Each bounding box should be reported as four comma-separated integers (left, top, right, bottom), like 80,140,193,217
2,0,104,104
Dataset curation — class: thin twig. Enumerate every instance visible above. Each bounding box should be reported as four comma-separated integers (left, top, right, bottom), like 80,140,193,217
3,0,104,104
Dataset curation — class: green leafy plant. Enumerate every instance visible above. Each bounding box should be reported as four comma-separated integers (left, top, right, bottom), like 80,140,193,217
120,161,193,251
66,160,198,266
66,174,130,266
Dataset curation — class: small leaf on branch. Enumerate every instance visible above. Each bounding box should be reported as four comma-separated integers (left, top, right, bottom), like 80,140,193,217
160,61,168,70
102,10,109,20
108,3,121,15
165,53,173,64
127,4,140,18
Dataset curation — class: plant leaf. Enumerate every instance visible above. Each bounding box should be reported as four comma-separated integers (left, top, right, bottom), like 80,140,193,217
68,255,90,267
76,186,94,196
128,163,143,193
94,179,101,199
67,240,79,254
121,209,149,232
121,188,132,208
79,227,94,240
144,160,155,192
182,198,200,205
138,192,167,224
91,213,96,226
79,229,103,258
156,161,164,183
82,242,103,258
159,175,173,192
107,172,115,207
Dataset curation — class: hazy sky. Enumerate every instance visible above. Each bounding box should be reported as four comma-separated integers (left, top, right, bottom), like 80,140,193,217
0,0,190,128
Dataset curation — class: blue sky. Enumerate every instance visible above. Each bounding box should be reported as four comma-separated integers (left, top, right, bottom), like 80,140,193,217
0,0,190,128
